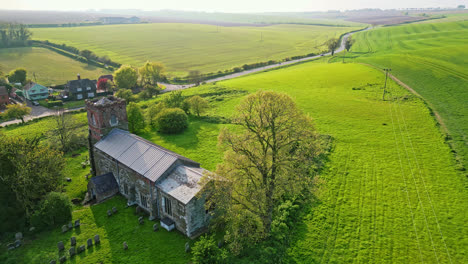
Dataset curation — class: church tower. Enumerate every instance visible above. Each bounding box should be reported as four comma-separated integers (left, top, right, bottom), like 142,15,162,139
86,96,128,144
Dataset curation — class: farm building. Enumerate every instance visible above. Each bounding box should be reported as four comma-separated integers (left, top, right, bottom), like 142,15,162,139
66,74,97,100
22,82,48,101
86,96,211,238
0,86,9,105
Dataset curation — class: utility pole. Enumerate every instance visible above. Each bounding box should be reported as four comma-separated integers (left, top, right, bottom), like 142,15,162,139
33,72,37,83
383,68,391,100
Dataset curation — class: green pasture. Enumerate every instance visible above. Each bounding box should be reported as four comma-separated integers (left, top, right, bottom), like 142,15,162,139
1,61,466,263
0,47,110,86
31,23,361,77
348,20,468,169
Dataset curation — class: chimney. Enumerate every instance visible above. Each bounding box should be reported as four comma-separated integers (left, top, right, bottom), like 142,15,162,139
77,73,81,80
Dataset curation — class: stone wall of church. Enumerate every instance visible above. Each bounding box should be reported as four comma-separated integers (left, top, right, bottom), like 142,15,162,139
157,188,188,235
186,195,210,238
94,148,157,218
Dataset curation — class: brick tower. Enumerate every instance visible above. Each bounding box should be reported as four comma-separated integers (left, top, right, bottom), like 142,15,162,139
86,96,128,144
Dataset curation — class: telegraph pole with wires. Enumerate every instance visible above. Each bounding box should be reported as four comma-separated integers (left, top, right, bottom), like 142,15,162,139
382,68,391,100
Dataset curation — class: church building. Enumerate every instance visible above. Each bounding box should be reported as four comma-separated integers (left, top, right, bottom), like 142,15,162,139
86,96,210,238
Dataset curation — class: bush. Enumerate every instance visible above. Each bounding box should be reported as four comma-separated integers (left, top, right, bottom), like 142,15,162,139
47,100,63,107
155,108,188,134
192,235,225,264
30,192,72,231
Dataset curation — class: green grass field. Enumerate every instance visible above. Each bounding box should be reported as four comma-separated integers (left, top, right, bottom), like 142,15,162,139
139,61,467,262
348,20,468,170
1,61,466,263
31,23,361,77
0,47,111,86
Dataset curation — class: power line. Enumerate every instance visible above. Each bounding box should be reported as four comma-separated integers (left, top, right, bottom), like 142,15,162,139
383,68,391,100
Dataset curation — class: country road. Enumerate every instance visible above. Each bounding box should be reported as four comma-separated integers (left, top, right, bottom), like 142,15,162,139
161,27,371,92
0,27,370,127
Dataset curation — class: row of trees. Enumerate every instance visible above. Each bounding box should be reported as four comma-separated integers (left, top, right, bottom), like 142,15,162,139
114,61,166,90
0,23,32,48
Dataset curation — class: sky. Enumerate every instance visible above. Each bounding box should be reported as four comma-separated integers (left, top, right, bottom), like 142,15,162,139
0,0,466,13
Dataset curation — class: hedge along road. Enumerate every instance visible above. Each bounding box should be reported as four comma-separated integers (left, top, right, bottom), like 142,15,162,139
160,27,372,92
0,27,370,126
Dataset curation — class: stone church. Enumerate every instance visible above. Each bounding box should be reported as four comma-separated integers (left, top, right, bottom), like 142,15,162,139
86,96,210,238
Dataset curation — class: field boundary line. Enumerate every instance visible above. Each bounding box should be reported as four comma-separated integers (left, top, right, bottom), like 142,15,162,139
388,101,425,263
392,100,440,263
394,98,453,263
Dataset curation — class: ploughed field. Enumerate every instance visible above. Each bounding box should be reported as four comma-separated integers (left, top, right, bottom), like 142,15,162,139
30,23,361,77
349,20,468,170
1,62,466,263
0,47,111,86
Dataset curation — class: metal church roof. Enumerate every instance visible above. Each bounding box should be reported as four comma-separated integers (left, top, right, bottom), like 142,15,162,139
94,129,199,182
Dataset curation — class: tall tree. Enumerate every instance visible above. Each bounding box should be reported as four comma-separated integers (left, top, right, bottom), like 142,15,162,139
139,61,166,86
206,91,321,253
115,89,134,103
0,136,65,219
5,104,31,123
326,38,340,55
188,70,203,85
345,36,355,52
114,65,138,89
127,102,145,133
8,68,27,84
49,109,83,153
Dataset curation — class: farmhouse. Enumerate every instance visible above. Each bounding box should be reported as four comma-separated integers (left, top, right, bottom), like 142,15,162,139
66,74,97,100
0,86,9,105
86,96,210,238
22,82,48,101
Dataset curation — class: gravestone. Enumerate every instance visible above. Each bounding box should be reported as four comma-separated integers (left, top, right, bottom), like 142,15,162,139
57,241,65,251
87,238,93,248
138,216,144,225
94,235,100,245
185,242,190,253
59,256,66,263
15,240,21,248
107,210,112,217
29,227,36,233
68,222,73,229
78,245,85,254
217,240,224,248
66,178,72,182
50,260,56,264
74,219,80,228
7,243,15,250
15,232,23,240
69,247,76,257
70,236,76,246
112,207,118,214
123,241,128,250
153,224,159,232
61,225,68,233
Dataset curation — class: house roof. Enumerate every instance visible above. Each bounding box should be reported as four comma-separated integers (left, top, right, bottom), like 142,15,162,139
94,129,199,183
22,82,46,92
67,79,96,94
90,172,119,195
157,165,206,204
0,86,7,96
98,75,114,81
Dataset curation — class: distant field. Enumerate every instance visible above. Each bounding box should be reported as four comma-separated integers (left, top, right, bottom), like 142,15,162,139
349,20,468,169
0,47,110,85
31,23,362,77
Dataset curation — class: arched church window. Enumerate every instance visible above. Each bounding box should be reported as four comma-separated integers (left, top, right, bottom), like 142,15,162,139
110,114,118,126
91,113,97,126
